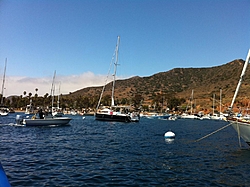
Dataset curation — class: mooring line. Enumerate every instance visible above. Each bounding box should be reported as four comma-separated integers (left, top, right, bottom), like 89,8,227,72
195,123,232,142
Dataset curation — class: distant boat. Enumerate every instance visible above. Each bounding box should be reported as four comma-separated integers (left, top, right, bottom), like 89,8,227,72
146,113,170,120
95,36,140,123
210,91,226,120
0,106,9,116
181,90,198,119
130,112,140,122
227,49,250,146
52,81,64,117
50,71,64,117
0,58,9,116
25,99,33,114
181,112,198,119
70,110,77,115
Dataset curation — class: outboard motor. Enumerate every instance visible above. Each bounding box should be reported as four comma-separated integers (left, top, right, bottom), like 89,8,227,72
16,115,23,125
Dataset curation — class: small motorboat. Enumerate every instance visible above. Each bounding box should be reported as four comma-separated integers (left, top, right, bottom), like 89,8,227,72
16,114,72,127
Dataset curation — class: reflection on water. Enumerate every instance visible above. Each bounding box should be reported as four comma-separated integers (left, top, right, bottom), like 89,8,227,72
0,113,250,186
165,138,175,144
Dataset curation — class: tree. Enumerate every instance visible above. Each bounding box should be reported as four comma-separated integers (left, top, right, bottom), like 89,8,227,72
23,90,27,106
131,94,143,108
43,93,49,107
121,98,128,105
102,95,111,106
34,88,39,107
168,97,186,111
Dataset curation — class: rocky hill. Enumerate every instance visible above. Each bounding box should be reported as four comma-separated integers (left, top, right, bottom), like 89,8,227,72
69,59,250,112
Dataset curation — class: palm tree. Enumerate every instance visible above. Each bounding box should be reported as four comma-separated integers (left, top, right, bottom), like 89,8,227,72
44,93,49,107
28,93,32,108
34,88,38,108
23,91,27,106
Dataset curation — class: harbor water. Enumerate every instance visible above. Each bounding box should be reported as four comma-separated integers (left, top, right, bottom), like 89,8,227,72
1,113,250,186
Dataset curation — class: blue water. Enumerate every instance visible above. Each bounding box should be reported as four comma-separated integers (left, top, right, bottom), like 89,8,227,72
1,113,250,186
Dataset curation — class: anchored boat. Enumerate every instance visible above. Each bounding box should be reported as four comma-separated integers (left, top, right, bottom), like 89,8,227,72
95,36,140,123
16,114,71,127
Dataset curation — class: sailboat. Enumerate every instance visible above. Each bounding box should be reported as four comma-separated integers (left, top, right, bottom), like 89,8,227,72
227,49,250,146
95,36,140,122
181,90,198,119
52,81,64,117
210,90,225,120
0,58,9,116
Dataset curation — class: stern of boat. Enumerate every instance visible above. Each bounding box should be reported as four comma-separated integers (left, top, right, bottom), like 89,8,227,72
16,114,24,125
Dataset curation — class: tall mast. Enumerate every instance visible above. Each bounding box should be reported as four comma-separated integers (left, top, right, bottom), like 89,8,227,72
57,82,61,109
213,93,215,115
230,49,250,110
50,70,56,108
111,36,120,107
190,90,194,114
1,58,7,105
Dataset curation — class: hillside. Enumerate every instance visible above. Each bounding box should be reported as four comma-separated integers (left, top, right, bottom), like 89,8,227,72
68,59,250,112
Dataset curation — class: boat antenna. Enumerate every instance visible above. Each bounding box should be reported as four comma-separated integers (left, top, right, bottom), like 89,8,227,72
1,58,7,105
111,36,120,107
229,49,250,112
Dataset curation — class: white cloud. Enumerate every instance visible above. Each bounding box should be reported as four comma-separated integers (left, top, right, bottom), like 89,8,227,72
3,72,129,97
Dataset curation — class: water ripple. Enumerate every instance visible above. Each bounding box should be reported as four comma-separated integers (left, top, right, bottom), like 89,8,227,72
1,114,250,186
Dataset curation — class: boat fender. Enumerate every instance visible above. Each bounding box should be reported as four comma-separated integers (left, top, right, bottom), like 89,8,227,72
0,162,11,187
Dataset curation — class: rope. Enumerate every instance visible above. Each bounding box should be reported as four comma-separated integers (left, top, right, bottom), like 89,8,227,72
195,123,232,142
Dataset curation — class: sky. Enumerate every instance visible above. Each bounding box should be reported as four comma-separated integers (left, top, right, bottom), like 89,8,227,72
0,0,249,97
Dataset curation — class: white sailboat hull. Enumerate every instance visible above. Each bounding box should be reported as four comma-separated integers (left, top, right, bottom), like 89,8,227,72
0,111,8,116
229,119,250,145
0,106,9,116
181,113,198,119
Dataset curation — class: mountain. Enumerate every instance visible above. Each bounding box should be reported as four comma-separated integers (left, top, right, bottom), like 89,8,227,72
69,59,250,111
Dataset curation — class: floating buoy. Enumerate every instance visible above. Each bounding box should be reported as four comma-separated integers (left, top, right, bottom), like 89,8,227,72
164,131,175,139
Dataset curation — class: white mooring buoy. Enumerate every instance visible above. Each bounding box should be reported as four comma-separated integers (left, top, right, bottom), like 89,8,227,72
164,131,175,139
